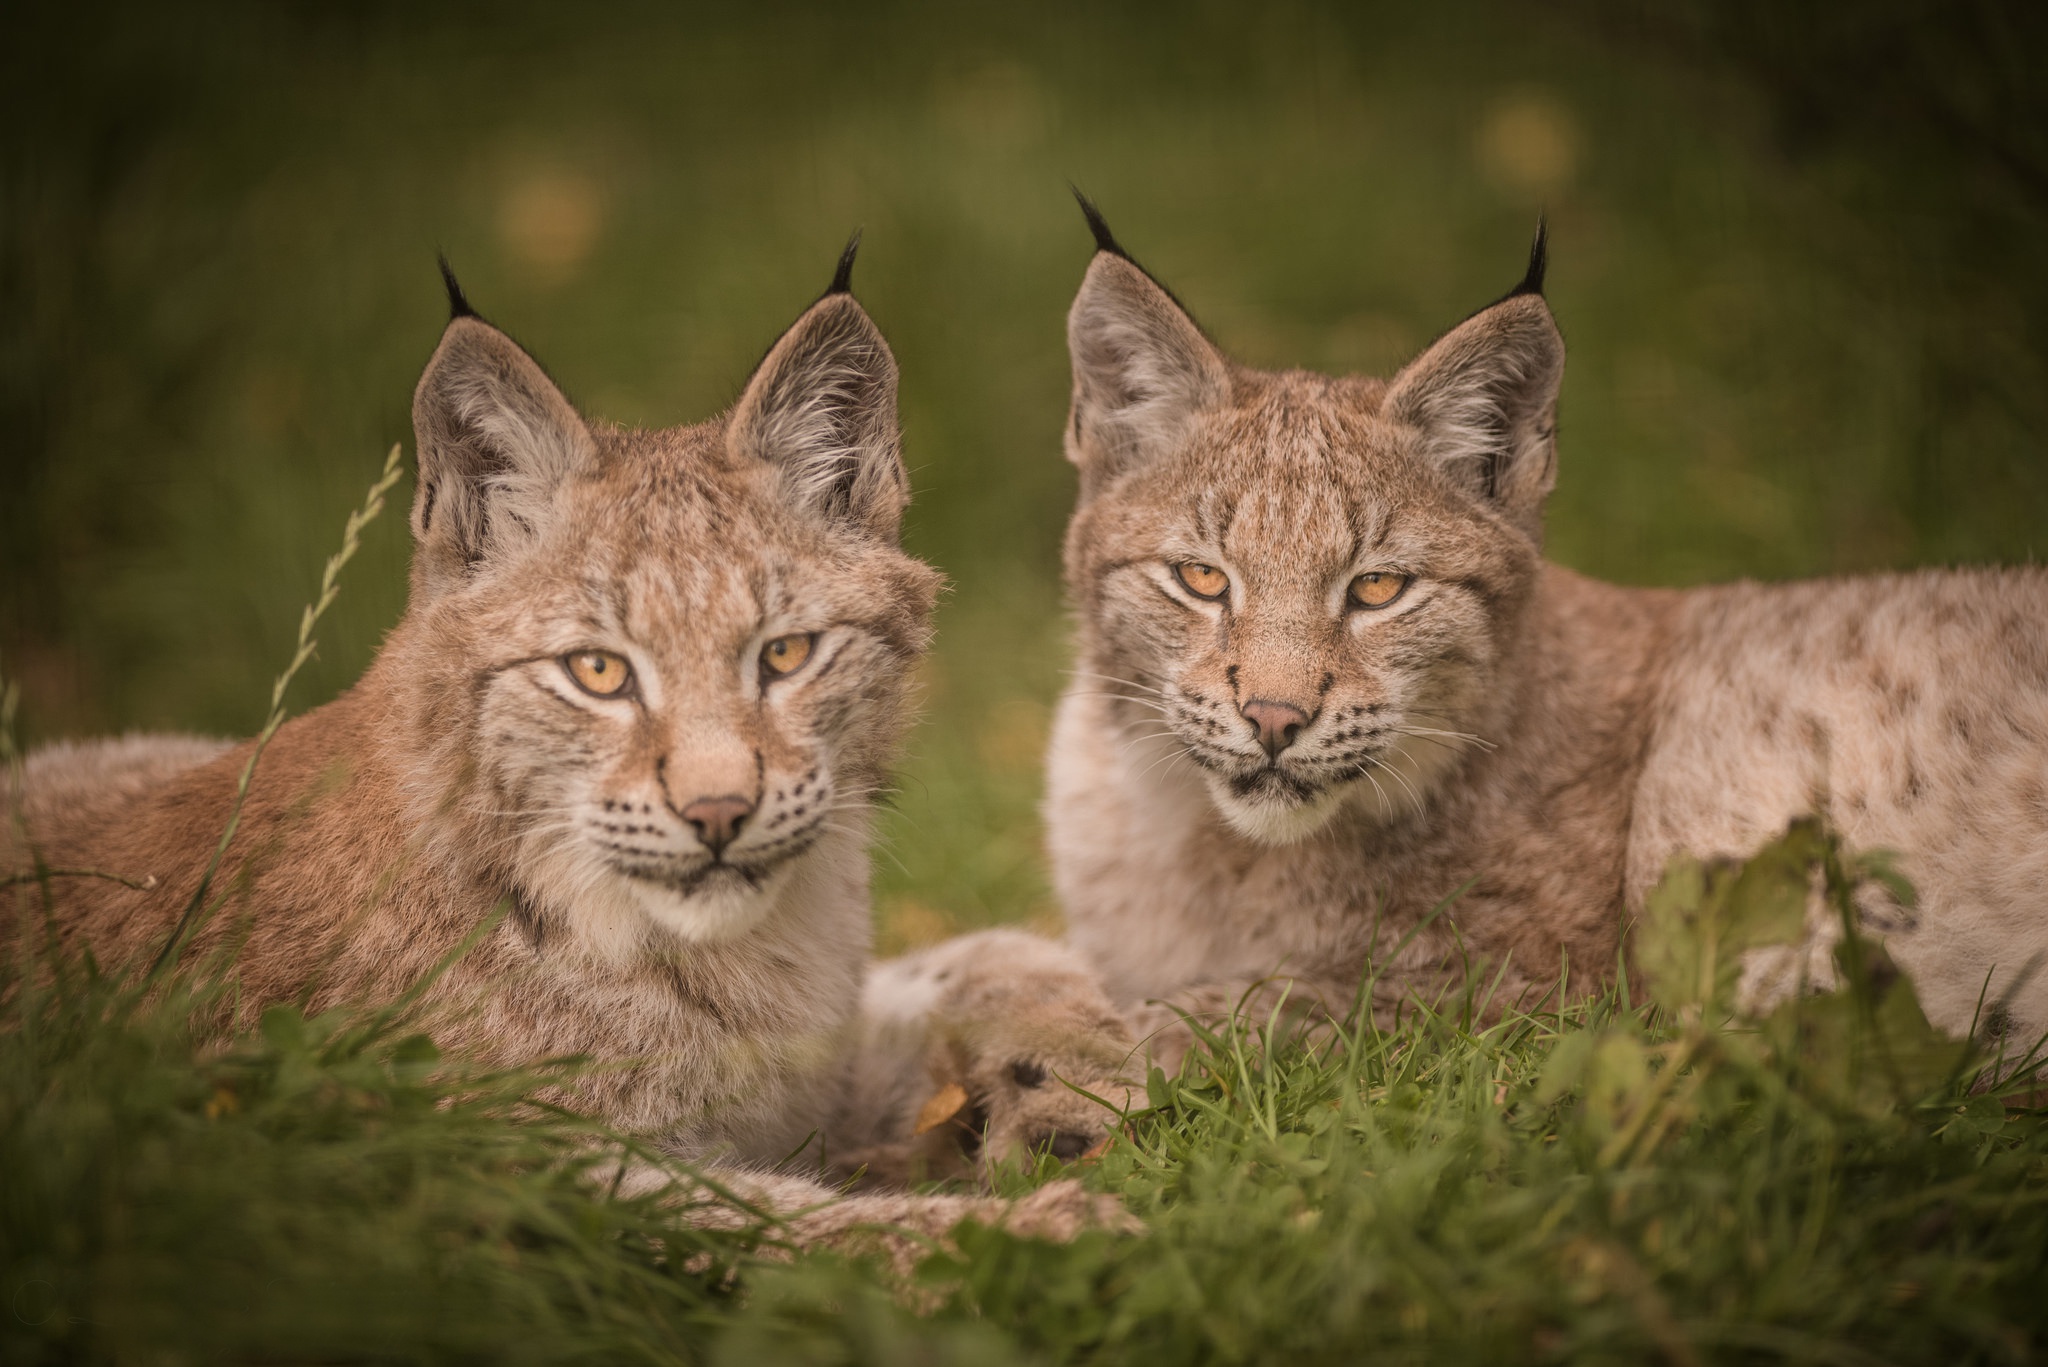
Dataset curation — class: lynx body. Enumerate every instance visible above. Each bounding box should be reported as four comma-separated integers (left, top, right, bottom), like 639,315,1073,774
6,256,1133,1247
1046,211,2048,1059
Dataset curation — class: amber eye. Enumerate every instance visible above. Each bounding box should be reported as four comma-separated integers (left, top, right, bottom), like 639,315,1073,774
1174,563,1230,600
761,633,815,678
1349,571,1411,610
564,650,633,697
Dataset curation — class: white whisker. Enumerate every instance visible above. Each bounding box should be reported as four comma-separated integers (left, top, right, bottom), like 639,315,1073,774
1366,752,1426,813
1393,724,1495,751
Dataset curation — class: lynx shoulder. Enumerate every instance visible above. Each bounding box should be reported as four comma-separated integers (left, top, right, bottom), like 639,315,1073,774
1045,205,2048,1055
7,253,941,1164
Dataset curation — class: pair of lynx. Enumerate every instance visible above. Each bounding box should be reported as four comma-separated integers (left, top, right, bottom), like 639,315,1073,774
11,200,2048,1253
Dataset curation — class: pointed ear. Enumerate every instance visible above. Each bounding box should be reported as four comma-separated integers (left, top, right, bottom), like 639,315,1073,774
1065,252,1230,495
409,316,596,592
728,293,908,542
1381,292,1564,537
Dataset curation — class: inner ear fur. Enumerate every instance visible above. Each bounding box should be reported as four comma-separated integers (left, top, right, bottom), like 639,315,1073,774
728,293,908,542
1381,293,1564,537
409,317,596,594
1065,253,1230,496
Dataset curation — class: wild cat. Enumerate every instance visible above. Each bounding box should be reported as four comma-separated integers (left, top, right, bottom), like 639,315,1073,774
5,242,1128,1247
1045,199,2048,1066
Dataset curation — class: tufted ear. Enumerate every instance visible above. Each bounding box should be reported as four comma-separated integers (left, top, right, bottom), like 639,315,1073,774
409,289,596,597
728,284,908,543
1381,227,1562,538
1065,240,1230,500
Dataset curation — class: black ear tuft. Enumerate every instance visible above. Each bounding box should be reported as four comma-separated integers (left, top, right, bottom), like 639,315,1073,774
1070,186,1131,260
1508,216,1548,299
827,228,862,296
438,254,478,320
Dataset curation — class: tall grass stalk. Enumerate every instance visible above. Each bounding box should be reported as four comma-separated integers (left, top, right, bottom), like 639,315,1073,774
148,443,405,976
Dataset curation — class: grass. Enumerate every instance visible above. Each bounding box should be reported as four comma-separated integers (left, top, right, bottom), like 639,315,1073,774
7,804,2046,1363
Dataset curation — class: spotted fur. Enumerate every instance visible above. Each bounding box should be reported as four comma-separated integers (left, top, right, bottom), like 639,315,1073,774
8,280,943,1172
1047,228,2048,1066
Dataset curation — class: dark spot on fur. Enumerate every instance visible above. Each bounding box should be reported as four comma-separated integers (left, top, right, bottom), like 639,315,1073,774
1042,1130,1094,1162
953,1103,990,1157
1319,672,1335,695
507,886,549,949
1010,1060,1047,1089
1840,617,1867,658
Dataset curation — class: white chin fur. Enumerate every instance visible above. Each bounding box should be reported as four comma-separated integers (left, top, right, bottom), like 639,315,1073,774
627,865,793,943
1204,773,1349,845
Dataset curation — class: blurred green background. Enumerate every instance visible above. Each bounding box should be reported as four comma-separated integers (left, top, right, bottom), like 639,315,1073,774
5,0,2044,950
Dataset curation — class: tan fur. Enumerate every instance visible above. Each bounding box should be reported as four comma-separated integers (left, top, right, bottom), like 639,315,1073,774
831,929,1139,1186
1047,240,2048,1066
5,273,1125,1248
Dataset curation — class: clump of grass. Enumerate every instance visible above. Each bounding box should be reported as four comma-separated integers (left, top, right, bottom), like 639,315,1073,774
0,948,770,1364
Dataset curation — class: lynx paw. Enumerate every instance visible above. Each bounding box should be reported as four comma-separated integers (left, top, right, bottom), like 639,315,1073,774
853,929,1143,1184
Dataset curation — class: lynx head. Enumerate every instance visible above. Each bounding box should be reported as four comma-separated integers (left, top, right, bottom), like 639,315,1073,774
1062,203,1561,844
397,241,940,956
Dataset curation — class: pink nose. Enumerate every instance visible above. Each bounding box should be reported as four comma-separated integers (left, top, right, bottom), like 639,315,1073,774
1240,699,1311,759
679,794,754,855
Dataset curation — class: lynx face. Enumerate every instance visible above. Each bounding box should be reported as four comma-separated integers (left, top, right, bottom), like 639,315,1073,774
1062,223,1560,844
404,274,938,953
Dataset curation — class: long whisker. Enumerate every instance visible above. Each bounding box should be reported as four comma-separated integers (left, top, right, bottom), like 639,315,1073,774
1393,724,1496,751
1133,740,1202,785
1069,689,1170,716
1122,721,1187,754
1065,668,1172,699
1356,764,1393,820
1366,753,1426,813
1382,730,1466,757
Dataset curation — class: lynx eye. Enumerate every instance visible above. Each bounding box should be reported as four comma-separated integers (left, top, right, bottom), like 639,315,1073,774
1174,563,1230,600
1349,572,1411,610
760,633,815,678
564,650,633,697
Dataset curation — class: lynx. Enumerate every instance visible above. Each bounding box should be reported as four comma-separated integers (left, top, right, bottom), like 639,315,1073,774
1046,201,2048,1066
6,244,1129,1248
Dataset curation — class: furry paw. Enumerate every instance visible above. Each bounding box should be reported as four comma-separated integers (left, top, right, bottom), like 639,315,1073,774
839,929,1142,1186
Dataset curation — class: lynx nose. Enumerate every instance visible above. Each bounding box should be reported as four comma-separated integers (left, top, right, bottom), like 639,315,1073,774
679,794,754,856
1241,699,1311,760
